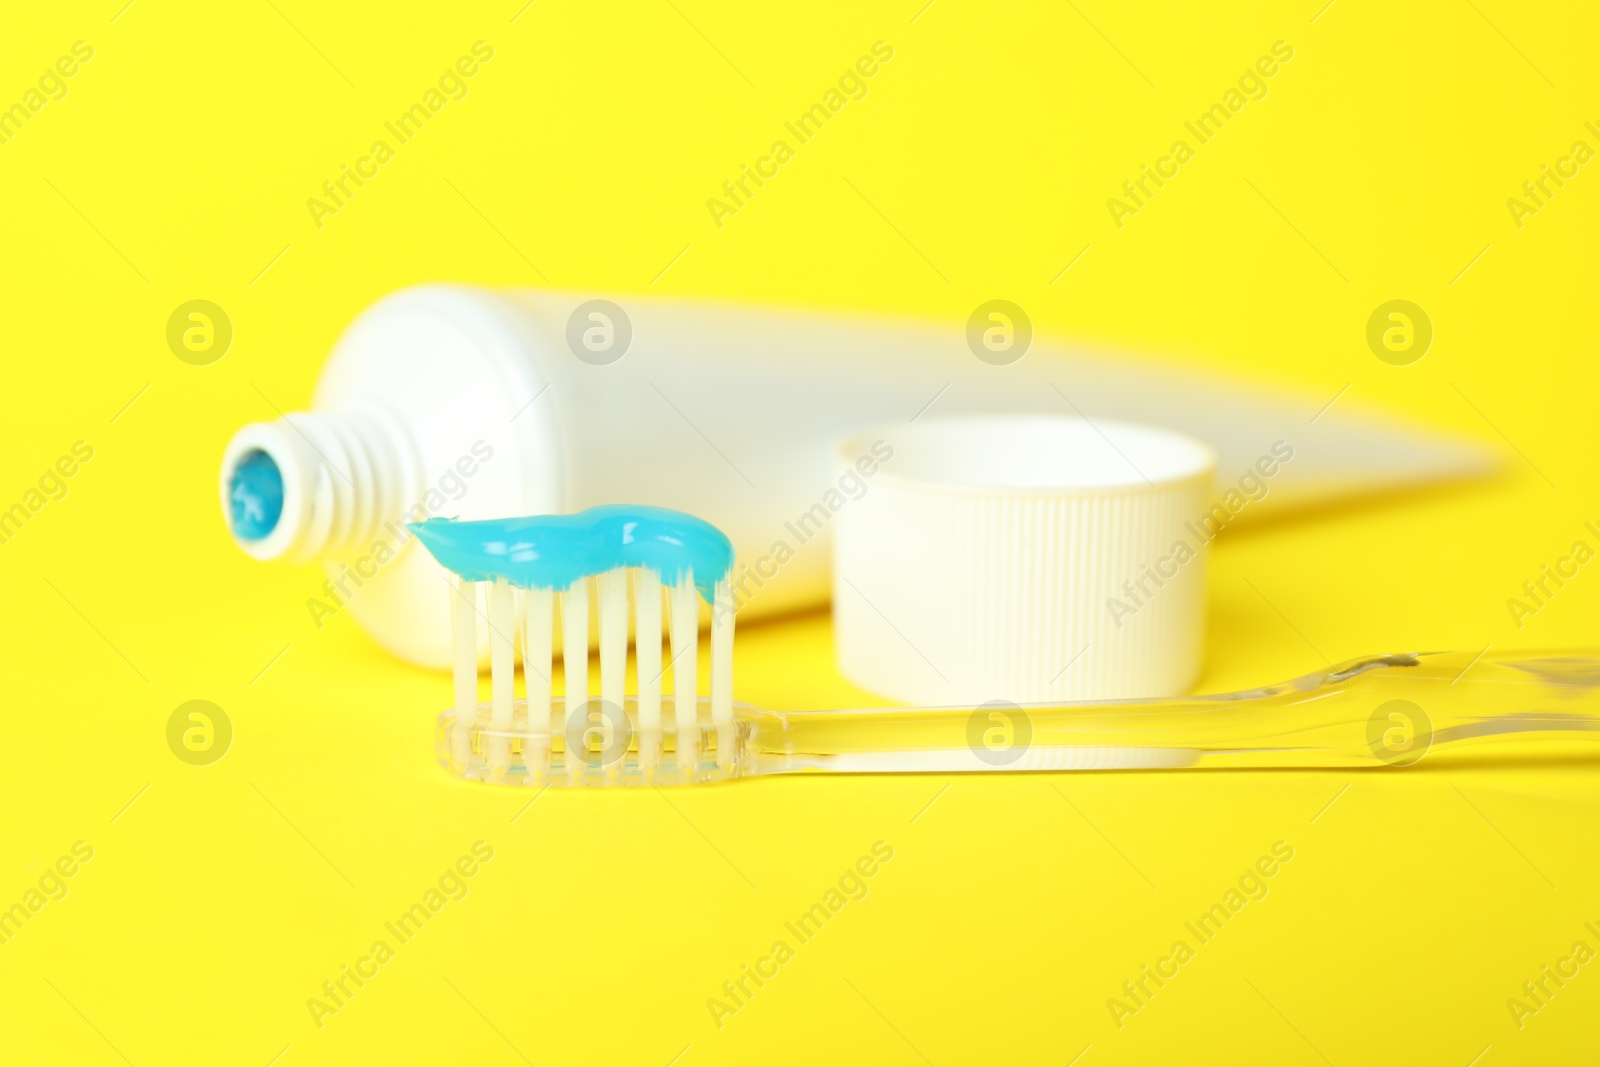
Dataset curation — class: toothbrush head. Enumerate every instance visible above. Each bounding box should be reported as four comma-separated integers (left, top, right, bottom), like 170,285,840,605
410,506,740,787
438,696,779,787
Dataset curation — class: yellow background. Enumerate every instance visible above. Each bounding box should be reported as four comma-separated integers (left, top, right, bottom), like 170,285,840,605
2,0,1597,1063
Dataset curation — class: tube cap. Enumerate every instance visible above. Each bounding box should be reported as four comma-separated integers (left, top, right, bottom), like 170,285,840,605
834,415,1217,705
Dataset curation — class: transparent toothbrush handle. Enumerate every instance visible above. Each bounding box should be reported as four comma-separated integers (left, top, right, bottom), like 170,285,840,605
751,651,1600,775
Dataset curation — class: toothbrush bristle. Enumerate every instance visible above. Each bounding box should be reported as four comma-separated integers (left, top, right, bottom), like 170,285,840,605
561,578,589,785
444,564,736,786
488,577,515,775
635,568,663,771
522,585,553,772
669,575,699,772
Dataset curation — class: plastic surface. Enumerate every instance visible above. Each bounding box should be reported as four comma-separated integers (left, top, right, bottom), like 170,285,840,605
834,415,1217,705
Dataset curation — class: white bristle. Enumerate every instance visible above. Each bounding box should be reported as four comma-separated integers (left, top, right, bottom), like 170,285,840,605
670,575,699,771
488,578,515,776
562,578,589,784
635,569,663,771
598,568,629,777
522,586,553,781
451,575,478,759
598,569,628,713
562,579,590,707
712,576,735,768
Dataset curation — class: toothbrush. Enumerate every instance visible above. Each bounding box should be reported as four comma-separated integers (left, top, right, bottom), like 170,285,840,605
414,506,736,783
412,508,1600,787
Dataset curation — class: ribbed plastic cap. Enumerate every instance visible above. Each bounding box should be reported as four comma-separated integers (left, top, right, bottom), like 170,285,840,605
834,415,1217,705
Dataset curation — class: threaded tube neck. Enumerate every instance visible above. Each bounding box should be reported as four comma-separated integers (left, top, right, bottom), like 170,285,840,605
221,406,419,562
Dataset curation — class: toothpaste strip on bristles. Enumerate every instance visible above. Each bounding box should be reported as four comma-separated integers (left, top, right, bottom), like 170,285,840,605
410,505,735,781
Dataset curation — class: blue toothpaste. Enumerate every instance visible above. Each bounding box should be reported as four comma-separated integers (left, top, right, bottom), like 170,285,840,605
409,505,734,603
